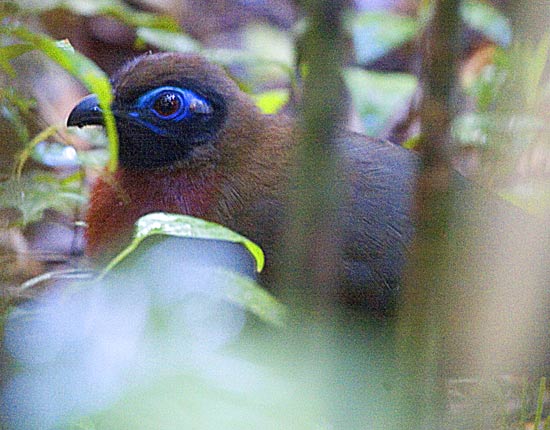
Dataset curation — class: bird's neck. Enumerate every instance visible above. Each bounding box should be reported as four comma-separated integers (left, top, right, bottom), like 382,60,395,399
84,113,294,260
85,166,222,258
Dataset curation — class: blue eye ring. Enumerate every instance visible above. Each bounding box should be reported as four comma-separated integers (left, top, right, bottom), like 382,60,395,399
134,86,213,123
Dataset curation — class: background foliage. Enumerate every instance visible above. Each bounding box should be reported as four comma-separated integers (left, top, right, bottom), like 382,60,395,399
1,0,549,429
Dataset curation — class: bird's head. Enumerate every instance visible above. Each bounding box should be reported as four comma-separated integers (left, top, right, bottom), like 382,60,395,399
67,53,256,170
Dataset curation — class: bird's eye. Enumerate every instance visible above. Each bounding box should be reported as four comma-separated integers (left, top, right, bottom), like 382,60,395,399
152,92,182,119
152,92,183,119
133,86,213,124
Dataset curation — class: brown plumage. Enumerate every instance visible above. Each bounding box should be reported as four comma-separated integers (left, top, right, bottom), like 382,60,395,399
84,54,295,256
68,52,418,312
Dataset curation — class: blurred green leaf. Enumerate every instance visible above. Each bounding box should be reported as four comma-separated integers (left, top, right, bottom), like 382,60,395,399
68,126,108,147
67,0,179,31
0,88,36,114
75,149,109,169
0,26,119,172
500,181,550,216
0,43,34,76
0,1,19,15
137,27,293,82
533,377,547,430
219,269,286,326
135,27,200,53
344,68,417,135
204,48,291,71
402,135,420,150
31,141,80,169
91,369,321,430
453,112,544,148
348,12,419,65
15,0,179,31
55,39,75,52
0,172,86,225
104,213,265,274
467,45,523,112
524,35,550,108
15,125,59,177
252,89,289,114
4,0,57,11
241,23,294,69
461,0,512,47
0,89,35,143
0,103,29,144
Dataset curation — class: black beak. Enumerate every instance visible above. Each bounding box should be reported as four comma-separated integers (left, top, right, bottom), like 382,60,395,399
67,94,104,127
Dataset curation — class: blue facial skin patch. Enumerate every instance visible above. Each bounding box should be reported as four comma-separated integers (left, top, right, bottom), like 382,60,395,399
127,86,213,136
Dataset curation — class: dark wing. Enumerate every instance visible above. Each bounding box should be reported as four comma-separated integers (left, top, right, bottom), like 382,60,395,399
337,132,418,311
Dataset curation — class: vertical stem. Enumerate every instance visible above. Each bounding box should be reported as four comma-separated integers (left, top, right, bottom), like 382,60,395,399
398,0,462,428
281,0,346,311
277,0,347,424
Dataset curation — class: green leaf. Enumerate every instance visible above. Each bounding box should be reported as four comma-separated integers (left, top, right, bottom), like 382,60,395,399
240,23,294,68
136,27,293,80
15,125,60,178
99,213,283,326
68,126,109,147
0,26,119,172
533,377,547,430
208,268,286,326
0,173,86,225
76,149,109,169
203,48,291,71
252,89,289,114
344,68,418,135
0,88,36,114
402,135,420,150
0,43,34,76
135,27,200,53
98,5,178,31
348,12,419,64
15,0,179,31
461,0,512,47
103,213,265,274
452,112,544,148
5,0,58,12
0,89,35,143
525,35,550,108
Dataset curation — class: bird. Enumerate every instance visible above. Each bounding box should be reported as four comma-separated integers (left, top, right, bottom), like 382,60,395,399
66,52,526,314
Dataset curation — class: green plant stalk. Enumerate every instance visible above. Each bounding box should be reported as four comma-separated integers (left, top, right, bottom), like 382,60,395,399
0,25,119,172
13,124,59,178
519,376,530,424
534,377,547,430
